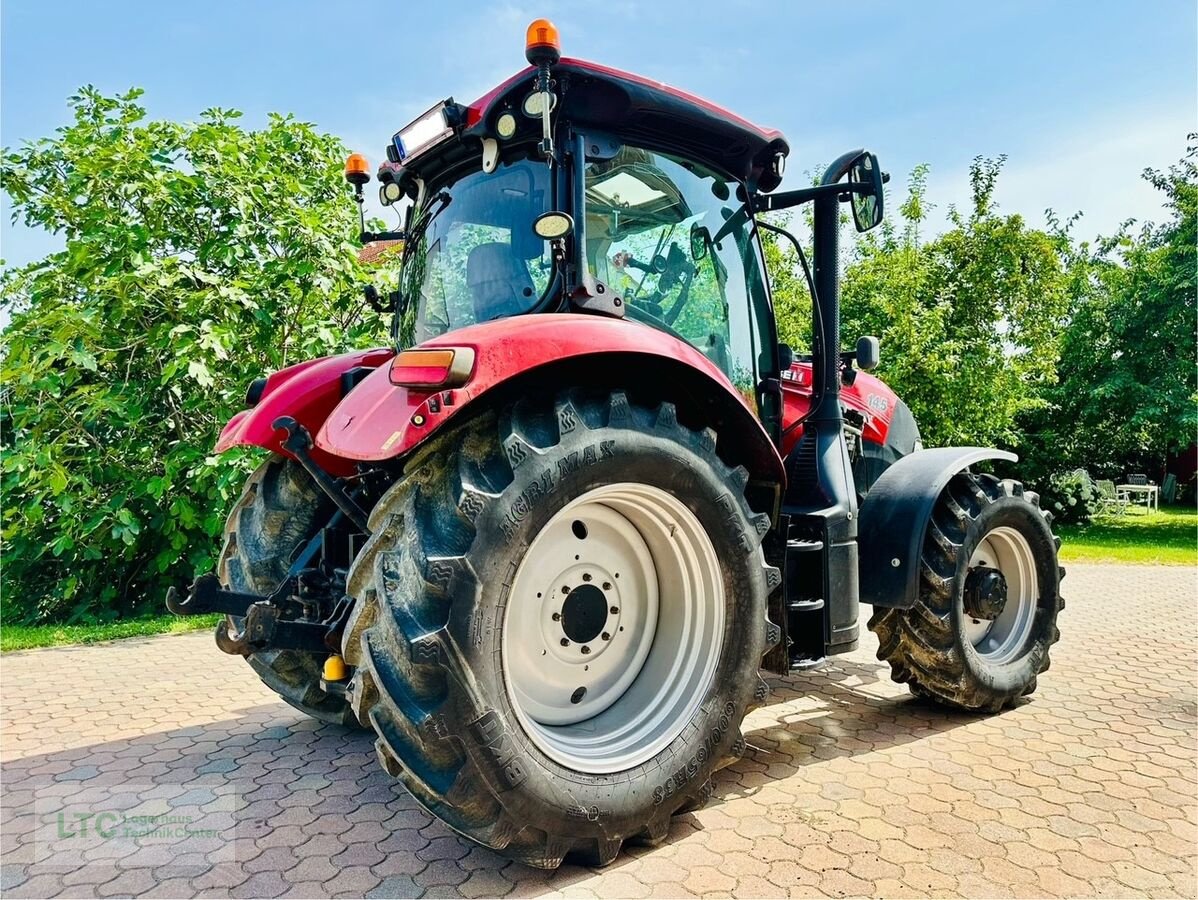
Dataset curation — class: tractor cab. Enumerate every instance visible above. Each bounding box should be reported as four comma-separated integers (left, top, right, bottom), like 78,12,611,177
348,23,806,428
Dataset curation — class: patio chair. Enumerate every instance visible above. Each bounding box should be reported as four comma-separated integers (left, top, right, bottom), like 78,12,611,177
1127,473,1148,486
1096,479,1128,515
1162,473,1177,504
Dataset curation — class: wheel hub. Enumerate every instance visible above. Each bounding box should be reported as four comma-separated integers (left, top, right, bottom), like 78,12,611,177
963,566,1008,620
560,583,609,645
962,527,1039,664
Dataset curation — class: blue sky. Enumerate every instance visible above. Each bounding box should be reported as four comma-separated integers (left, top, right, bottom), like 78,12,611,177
2,0,1195,270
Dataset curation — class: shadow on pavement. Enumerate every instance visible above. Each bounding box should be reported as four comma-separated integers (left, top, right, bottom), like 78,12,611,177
0,652,989,898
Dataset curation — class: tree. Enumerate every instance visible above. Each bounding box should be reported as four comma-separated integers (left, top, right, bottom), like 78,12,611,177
764,160,1072,448
1018,142,1198,482
837,158,1071,447
1,88,385,623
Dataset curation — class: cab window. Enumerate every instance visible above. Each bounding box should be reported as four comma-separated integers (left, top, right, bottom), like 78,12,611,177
584,146,768,404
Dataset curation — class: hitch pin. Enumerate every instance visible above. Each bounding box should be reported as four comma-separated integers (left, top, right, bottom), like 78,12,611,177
272,417,370,533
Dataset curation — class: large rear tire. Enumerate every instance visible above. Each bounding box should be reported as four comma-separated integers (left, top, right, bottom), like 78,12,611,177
218,457,360,727
868,471,1063,712
341,391,780,868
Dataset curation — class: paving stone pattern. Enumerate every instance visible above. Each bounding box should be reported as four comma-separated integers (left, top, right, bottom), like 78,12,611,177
1,564,1195,898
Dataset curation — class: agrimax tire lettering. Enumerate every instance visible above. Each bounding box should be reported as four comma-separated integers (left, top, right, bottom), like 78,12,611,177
467,709,529,791
716,492,753,554
500,440,615,538
652,701,736,805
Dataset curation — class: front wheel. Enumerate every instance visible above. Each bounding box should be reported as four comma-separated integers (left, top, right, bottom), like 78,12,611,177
341,391,780,868
868,472,1064,712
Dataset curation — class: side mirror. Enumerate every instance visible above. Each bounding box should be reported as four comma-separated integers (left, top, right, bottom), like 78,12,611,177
690,222,711,261
849,152,884,233
778,343,795,371
856,335,880,371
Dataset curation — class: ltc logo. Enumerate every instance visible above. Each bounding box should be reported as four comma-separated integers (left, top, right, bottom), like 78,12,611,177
467,710,528,791
51,811,120,838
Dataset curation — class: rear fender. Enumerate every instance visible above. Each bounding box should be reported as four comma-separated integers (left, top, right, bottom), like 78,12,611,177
216,348,395,476
315,314,785,488
858,447,1017,609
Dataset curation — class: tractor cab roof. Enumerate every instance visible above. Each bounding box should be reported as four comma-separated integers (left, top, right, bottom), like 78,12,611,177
388,59,789,192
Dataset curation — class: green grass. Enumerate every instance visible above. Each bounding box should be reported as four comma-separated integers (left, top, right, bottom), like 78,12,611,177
1057,505,1197,565
1,613,221,652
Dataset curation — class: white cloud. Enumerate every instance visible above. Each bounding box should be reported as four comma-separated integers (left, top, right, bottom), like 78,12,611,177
919,102,1194,240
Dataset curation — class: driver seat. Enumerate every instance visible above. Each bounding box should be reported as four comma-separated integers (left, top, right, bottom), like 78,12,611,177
466,242,535,322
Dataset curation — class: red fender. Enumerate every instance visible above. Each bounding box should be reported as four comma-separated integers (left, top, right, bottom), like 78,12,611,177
315,314,785,484
216,347,395,476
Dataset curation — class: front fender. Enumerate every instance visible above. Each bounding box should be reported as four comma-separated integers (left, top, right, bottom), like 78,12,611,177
216,347,395,476
858,447,1017,609
315,314,784,485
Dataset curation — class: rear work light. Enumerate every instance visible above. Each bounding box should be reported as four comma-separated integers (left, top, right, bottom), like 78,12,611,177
389,348,476,389
392,102,454,162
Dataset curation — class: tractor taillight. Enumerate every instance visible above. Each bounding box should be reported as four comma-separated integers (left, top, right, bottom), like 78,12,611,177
389,348,476,389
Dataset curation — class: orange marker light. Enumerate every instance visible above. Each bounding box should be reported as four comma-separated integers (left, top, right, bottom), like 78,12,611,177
389,347,476,389
525,18,561,66
344,152,370,186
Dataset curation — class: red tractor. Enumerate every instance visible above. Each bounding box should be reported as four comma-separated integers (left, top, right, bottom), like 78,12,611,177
170,19,1063,868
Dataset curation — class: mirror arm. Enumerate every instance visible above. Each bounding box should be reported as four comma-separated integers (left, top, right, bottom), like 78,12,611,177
821,147,866,186
752,183,836,213
360,229,405,243
753,181,878,214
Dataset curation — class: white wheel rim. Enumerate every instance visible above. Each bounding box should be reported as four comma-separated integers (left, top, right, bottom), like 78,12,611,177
963,526,1038,664
502,483,724,774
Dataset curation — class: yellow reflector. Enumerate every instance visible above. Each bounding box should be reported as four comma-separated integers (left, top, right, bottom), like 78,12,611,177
323,654,347,682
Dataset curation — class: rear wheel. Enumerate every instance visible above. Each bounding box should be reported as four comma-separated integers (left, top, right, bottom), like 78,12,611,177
341,391,780,867
868,472,1063,712
218,457,359,727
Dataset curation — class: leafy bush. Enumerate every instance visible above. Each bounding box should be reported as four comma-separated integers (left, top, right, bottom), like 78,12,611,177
771,159,1073,449
1,88,387,624
1045,469,1101,525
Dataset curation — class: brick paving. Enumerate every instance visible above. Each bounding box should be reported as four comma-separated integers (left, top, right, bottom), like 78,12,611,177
1,563,1195,898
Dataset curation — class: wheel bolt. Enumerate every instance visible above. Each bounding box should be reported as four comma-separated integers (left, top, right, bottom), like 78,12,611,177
601,632,611,641
582,573,592,582
561,585,571,594
603,582,612,591
560,638,569,646
552,612,561,621
581,645,591,654
610,606,619,615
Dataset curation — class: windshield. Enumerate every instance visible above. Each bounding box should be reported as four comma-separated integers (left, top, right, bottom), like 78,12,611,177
584,147,767,393
398,156,553,345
